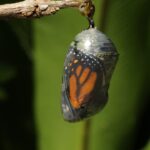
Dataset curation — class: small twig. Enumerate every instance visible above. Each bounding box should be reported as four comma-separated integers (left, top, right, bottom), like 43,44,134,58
0,0,81,19
82,119,91,150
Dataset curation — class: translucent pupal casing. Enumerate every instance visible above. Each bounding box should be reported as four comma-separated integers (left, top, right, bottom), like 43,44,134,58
62,28,119,122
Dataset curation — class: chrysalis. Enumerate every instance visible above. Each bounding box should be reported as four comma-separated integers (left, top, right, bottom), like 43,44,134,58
61,28,118,122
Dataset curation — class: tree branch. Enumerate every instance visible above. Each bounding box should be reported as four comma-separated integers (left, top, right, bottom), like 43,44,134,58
0,0,81,19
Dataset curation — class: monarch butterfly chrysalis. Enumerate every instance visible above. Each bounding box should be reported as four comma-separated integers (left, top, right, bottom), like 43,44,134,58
62,28,118,122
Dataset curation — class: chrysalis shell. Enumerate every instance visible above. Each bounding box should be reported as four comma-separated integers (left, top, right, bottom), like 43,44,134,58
62,28,119,122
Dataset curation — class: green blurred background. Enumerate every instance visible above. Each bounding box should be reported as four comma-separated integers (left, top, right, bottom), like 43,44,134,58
0,0,150,150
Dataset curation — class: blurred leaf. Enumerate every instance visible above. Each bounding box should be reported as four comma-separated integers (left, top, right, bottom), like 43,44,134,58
33,9,85,150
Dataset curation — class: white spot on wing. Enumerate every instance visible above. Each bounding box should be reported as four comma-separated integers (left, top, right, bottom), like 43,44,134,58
62,104,69,112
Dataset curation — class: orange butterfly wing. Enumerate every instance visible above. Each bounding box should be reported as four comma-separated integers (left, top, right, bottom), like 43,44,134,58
69,65,97,109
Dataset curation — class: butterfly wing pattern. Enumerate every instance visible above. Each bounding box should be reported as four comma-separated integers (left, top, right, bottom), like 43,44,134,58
62,28,118,122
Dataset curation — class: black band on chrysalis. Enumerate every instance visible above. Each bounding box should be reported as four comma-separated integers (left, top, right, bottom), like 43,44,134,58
88,18,95,28
88,3,95,28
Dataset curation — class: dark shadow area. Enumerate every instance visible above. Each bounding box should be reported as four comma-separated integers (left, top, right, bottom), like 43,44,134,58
0,21,36,150
133,2,150,149
133,87,150,150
